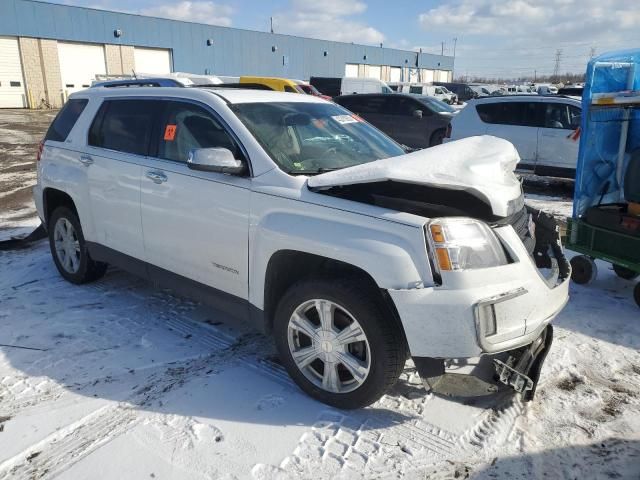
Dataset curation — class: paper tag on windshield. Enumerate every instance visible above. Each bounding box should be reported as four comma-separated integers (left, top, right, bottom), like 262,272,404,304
331,114,359,124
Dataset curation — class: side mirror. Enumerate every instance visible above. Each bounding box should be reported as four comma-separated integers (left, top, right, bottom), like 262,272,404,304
187,148,245,175
412,109,423,119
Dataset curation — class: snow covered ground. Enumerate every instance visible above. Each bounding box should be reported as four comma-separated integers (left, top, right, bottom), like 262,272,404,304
0,233,638,479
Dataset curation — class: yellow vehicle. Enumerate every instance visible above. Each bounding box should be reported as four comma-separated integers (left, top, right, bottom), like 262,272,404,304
239,76,304,93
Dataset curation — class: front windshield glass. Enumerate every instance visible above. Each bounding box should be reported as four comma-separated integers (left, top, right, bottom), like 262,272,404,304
415,95,455,113
231,102,405,174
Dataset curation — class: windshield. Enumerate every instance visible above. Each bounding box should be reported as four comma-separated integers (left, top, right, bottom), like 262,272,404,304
415,95,455,113
231,102,405,174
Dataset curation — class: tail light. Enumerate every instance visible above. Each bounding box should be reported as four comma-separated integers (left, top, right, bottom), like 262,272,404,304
445,123,452,139
36,140,44,162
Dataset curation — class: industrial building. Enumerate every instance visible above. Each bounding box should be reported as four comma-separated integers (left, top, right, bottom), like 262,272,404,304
0,0,453,108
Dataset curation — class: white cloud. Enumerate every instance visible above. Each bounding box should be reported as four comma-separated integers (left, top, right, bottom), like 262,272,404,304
418,0,640,77
418,0,640,44
141,1,233,26
273,0,384,45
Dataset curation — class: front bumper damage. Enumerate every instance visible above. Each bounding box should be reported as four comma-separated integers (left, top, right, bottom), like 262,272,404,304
395,209,569,401
414,325,553,401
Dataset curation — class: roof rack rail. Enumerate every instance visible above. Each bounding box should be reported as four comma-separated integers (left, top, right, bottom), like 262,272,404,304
91,78,185,88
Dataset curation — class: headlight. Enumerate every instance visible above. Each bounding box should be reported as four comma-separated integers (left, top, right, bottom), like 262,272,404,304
427,218,508,271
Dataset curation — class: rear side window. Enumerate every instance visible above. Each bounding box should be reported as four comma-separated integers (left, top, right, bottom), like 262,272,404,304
409,86,422,94
45,99,88,142
476,102,541,127
342,96,389,114
88,99,159,156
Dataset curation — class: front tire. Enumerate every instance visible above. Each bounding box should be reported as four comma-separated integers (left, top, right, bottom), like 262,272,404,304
274,278,406,409
48,206,107,284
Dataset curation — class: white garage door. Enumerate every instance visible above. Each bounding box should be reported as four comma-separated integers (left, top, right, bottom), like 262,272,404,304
421,69,435,83
367,65,381,80
437,70,450,82
0,36,27,108
389,67,401,83
134,48,172,75
344,64,358,78
58,42,106,95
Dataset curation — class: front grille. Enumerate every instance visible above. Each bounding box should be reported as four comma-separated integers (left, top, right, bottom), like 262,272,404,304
496,207,536,256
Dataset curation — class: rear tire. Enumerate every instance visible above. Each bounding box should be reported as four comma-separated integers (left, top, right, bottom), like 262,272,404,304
429,129,446,147
48,206,107,284
613,264,639,280
570,255,597,285
274,278,406,409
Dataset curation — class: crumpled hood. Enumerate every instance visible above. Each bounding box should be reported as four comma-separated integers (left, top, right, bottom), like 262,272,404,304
307,135,522,218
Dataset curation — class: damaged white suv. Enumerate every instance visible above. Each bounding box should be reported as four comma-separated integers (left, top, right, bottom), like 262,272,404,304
34,81,570,408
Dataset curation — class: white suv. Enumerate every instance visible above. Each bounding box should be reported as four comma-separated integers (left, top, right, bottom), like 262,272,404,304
34,82,570,408
448,95,582,178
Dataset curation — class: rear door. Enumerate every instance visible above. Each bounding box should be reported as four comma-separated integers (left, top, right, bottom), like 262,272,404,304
85,98,159,261
385,96,434,148
476,101,541,169
536,101,581,176
139,99,250,300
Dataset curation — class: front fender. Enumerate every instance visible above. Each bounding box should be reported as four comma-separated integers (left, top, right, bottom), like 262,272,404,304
249,207,433,310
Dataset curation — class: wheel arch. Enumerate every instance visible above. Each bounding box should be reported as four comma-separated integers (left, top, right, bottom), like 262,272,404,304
261,249,409,352
43,188,78,227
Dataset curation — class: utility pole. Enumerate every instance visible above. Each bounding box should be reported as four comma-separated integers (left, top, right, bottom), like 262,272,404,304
534,69,537,82
553,48,562,81
452,37,457,79
270,16,274,34
441,41,444,56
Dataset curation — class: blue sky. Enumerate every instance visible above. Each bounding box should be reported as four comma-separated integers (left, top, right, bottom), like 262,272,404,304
53,0,640,79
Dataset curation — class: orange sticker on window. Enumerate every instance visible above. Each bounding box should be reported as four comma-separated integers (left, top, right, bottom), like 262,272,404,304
164,124,177,141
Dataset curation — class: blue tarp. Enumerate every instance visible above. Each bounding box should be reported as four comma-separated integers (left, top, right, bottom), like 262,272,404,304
574,49,640,217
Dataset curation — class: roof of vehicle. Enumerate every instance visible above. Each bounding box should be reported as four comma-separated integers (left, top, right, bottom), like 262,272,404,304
470,94,581,105
240,76,298,87
335,92,404,99
73,85,329,104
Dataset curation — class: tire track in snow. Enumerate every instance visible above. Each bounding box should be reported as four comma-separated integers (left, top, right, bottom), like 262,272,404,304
0,334,264,480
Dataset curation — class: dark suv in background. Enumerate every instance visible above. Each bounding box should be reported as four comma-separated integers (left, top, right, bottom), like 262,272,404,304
433,82,478,103
335,93,454,148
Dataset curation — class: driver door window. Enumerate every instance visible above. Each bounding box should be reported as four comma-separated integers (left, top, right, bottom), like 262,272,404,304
156,102,241,162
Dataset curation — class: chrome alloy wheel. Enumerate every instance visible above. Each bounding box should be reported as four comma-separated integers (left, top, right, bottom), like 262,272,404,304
287,299,371,394
53,217,81,274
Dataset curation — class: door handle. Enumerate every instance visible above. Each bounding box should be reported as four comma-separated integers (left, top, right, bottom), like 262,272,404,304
145,170,168,184
79,154,94,166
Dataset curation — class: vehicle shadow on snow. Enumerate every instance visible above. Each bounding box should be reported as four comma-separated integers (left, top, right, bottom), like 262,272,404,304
467,437,640,479
0,241,424,431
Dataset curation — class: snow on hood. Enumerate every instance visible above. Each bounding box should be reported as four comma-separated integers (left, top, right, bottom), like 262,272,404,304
308,135,523,218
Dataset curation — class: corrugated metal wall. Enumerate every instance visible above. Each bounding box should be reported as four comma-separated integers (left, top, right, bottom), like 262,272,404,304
0,0,453,79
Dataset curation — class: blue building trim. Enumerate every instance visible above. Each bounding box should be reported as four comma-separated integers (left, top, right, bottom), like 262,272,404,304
0,0,453,79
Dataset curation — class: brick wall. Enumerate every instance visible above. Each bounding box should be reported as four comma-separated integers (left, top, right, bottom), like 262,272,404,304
18,37,63,108
105,44,135,76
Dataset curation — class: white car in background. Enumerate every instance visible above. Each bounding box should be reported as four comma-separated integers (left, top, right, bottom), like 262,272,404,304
448,95,582,178
388,83,457,104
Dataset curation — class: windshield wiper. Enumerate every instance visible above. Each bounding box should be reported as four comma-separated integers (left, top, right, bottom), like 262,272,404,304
288,167,345,175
